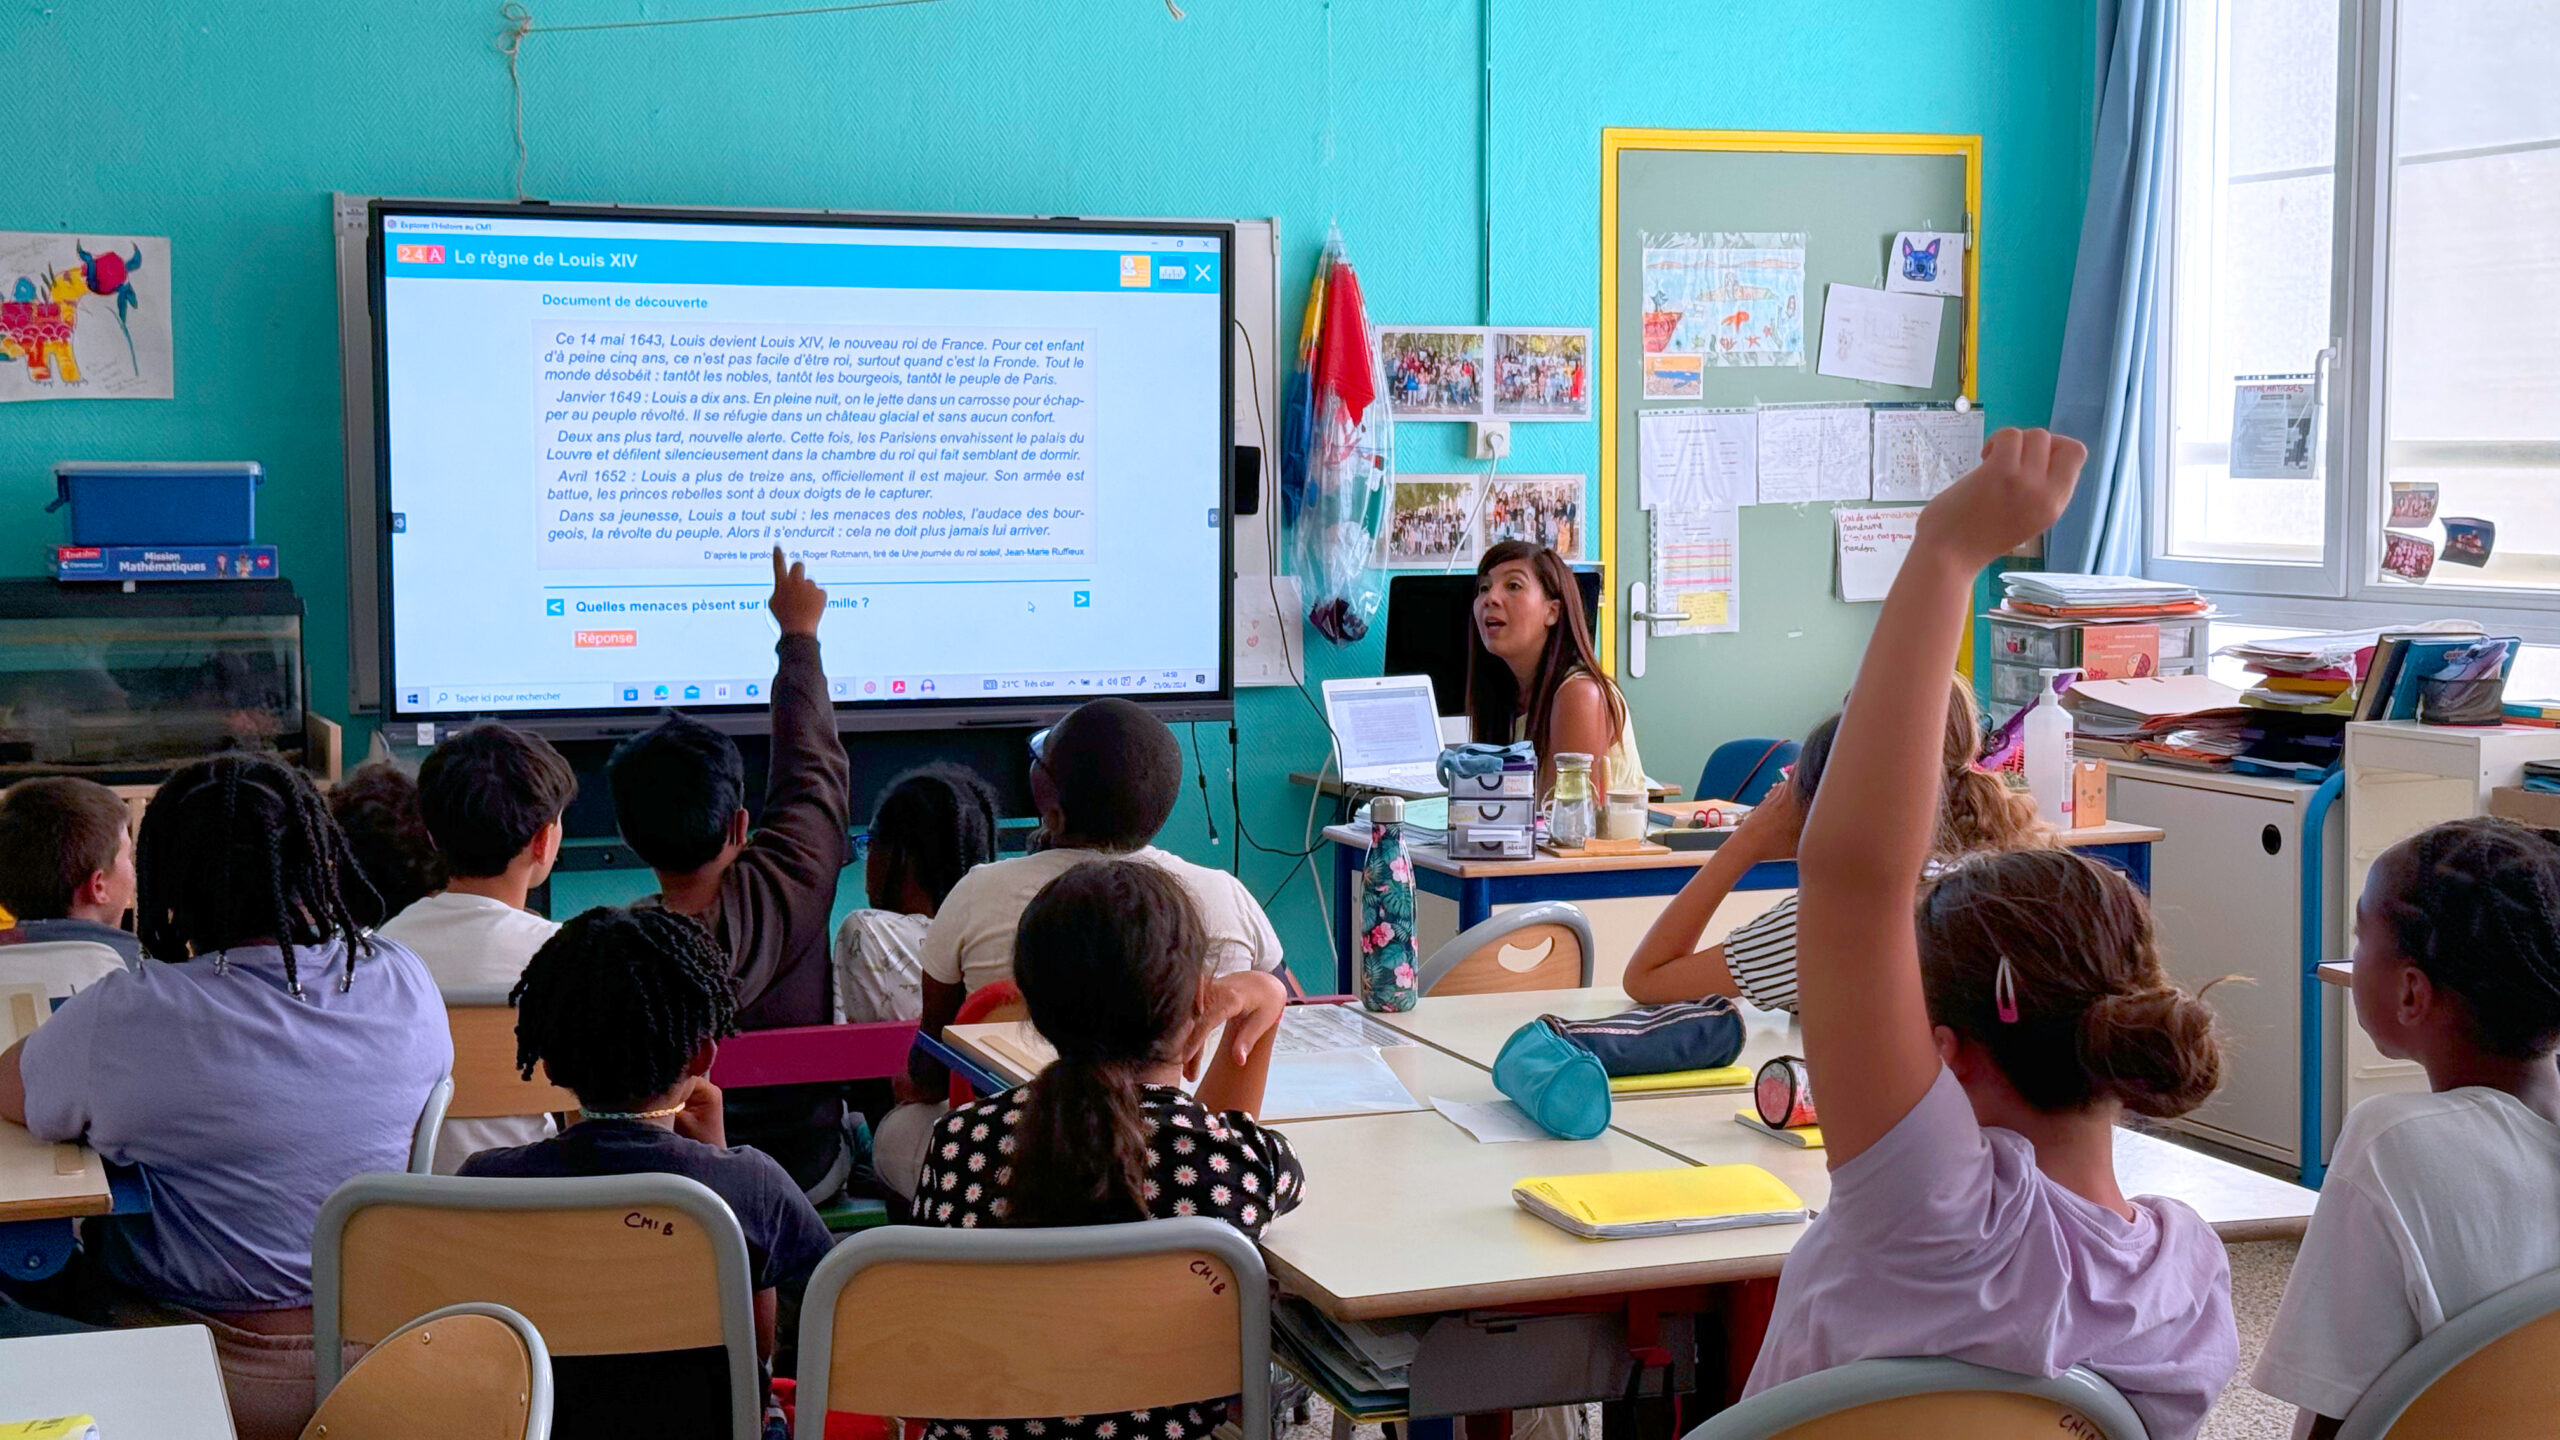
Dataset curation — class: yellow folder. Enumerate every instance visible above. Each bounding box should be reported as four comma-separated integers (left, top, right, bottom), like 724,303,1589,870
1512,1164,1810,1239
1607,1065,1753,1094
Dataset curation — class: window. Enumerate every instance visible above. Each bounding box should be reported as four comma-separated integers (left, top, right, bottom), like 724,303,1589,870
2153,0,2560,616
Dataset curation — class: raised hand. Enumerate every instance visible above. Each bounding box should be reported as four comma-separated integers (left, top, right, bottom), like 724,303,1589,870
768,546,827,637
1914,427,2089,570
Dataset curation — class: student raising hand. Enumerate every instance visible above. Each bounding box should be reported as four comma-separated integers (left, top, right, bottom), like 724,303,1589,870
1795,426,2088,1163
769,545,827,636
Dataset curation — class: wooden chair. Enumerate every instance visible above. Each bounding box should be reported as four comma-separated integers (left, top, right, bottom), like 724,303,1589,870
1682,1357,2145,1440
796,1216,1273,1440
2336,1268,2560,1440
441,982,580,1119
1414,901,1595,995
311,1172,761,1437
302,1301,551,1440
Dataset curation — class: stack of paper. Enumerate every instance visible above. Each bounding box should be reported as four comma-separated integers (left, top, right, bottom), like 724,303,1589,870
1512,1164,1809,1239
2000,572,2204,617
1274,1296,1422,1417
2063,677,2254,769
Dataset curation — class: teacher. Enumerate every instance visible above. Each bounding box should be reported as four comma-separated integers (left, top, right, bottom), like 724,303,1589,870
1466,539,1646,801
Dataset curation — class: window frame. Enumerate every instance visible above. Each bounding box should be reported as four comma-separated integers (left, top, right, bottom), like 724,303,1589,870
2146,0,2560,632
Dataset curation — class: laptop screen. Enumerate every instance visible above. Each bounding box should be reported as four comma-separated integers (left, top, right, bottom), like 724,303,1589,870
1331,681,1444,771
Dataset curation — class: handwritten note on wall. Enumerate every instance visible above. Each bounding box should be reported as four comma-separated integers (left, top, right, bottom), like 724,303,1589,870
1835,505,1922,602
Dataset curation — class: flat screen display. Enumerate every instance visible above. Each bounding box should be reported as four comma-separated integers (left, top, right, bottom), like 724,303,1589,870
370,203,1231,720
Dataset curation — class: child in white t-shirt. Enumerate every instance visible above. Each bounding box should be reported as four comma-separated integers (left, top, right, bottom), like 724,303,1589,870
831,765,1001,1024
379,723,580,1173
2254,817,2560,1436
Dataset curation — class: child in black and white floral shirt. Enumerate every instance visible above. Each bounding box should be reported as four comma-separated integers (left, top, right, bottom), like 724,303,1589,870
913,858,1301,1440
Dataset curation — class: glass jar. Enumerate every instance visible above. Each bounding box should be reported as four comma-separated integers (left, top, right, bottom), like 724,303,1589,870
1548,751,1596,849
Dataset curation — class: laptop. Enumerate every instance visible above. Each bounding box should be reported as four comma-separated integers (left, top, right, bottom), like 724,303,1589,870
1321,675,1449,794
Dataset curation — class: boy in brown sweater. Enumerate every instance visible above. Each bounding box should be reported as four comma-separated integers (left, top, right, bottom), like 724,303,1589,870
607,547,852,1191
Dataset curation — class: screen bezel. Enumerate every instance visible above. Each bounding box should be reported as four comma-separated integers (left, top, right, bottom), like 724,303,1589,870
366,198,1235,738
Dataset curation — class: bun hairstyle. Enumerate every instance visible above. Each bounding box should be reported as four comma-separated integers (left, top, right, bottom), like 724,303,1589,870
2370,817,2560,1059
1793,679,2052,860
1005,860,1207,1225
1918,848,2222,1119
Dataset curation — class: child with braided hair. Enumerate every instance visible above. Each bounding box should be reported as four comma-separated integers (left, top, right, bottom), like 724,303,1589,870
462,904,832,1440
2255,817,2560,1436
0,753,449,1440
832,763,1003,1024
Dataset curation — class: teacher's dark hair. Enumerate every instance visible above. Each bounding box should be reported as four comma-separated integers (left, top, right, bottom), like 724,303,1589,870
1465,540,1623,762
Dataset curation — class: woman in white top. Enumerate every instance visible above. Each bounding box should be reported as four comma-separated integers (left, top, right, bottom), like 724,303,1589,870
1467,540,1643,799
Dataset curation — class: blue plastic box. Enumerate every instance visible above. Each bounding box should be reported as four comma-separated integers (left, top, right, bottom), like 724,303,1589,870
49,462,263,546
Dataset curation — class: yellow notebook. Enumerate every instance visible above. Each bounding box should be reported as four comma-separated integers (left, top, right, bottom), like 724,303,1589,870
1512,1164,1810,1239
2,1419,102,1440
1608,1065,1752,1094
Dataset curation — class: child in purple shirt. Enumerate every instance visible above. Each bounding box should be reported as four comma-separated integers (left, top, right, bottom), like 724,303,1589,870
1748,430,2237,1440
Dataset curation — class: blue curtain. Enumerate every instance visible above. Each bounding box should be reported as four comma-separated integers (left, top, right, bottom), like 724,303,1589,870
2048,0,2178,575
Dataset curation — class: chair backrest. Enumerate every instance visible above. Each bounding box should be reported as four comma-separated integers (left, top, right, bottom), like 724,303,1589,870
410,1075,455,1174
797,1217,1271,1439
312,1171,760,1437
949,980,1029,1105
1415,901,1595,995
1685,1357,2147,1440
2337,1267,2560,1440
1696,738,1800,807
440,983,581,1120
0,940,130,999
301,1301,551,1440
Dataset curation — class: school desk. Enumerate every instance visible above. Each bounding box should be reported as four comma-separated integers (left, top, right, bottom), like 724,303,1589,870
1607,1096,2321,1246
0,986,140,1281
1368,983,1793,1081
1320,820,2167,992
943,1014,1510,1119
2318,961,2353,987
1291,770,1682,803
0,1323,238,1438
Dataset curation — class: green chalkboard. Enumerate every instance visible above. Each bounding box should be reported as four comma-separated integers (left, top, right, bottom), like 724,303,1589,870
1597,130,1979,794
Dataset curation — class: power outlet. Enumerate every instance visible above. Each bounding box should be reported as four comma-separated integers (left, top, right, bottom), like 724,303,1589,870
1469,420,1512,460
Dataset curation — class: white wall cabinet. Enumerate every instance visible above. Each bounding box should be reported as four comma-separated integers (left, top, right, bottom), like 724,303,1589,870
2106,762,2344,1169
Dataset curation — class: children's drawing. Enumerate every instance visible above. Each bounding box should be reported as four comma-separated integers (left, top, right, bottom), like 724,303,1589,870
1883,230,1966,298
0,232,172,402
1639,232,1805,387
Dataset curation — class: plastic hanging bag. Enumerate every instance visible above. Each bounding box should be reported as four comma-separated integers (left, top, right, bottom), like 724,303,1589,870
1281,224,1393,644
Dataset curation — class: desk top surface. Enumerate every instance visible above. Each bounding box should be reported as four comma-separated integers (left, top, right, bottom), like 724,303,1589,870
1321,819,2165,877
2318,962,2354,988
1265,986,2312,1318
0,1324,236,1438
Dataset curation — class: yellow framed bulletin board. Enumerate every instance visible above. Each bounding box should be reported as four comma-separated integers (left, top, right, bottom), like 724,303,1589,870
1596,128,1983,679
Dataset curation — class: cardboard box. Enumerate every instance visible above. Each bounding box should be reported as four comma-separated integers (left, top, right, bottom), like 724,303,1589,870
2072,758,2109,828
2490,786,2560,830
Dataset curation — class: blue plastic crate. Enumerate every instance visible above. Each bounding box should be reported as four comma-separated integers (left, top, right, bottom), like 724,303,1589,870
49,462,263,546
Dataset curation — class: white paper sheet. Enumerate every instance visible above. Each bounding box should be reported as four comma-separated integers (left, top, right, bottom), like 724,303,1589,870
0,232,174,402
1835,505,1923,602
1273,1004,1419,1057
1234,574,1306,687
1430,1095,1551,1143
1871,407,1986,502
1647,505,1741,636
1755,405,1873,504
1260,1047,1422,1122
2229,373,2319,480
1884,230,1966,297
1638,408,1756,511
1816,283,1945,389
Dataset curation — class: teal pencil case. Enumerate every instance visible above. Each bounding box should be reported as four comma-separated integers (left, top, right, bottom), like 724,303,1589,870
1493,1017,1613,1140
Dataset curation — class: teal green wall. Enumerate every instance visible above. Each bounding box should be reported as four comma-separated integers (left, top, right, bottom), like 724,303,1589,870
0,1,2093,982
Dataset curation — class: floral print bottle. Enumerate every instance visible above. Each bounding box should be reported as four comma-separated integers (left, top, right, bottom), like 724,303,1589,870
1360,795,1420,1012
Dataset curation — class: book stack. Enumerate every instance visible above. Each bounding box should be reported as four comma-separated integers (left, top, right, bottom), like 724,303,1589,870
1999,572,2207,620
2063,677,2254,770
2215,627,2379,717
2505,700,2560,729
1272,1296,1421,1421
